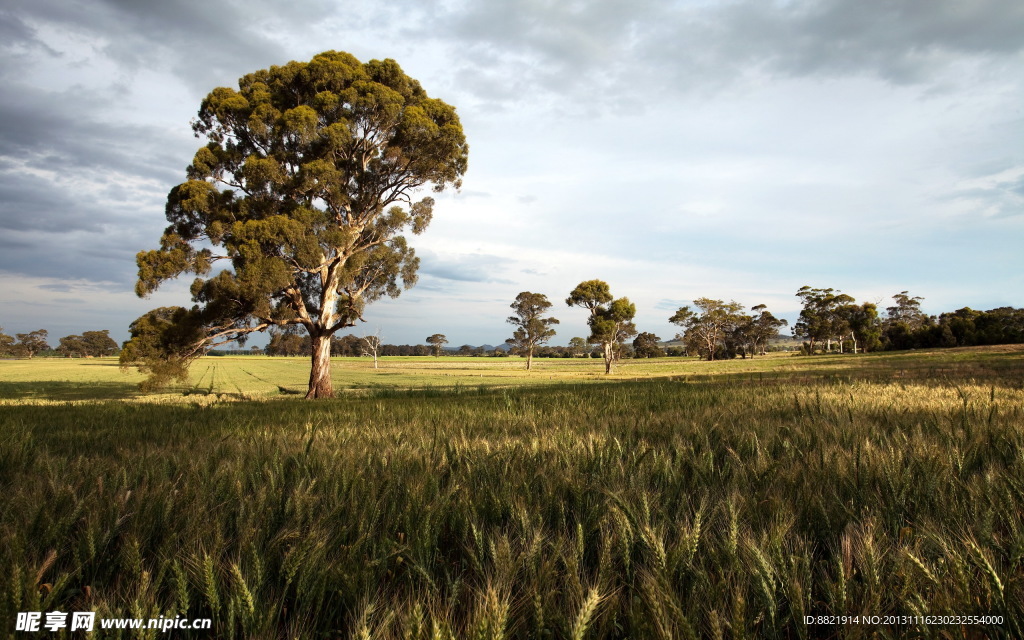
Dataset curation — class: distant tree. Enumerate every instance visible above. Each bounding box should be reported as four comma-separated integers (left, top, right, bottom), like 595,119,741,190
632,332,664,358
940,307,980,346
567,280,637,374
669,298,745,361
973,307,1024,345
58,336,85,358
731,305,787,358
331,334,362,357
13,329,50,358
506,291,560,370
249,345,262,354
568,336,588,357
426,334,448,356
793,286,855,353
0,327,15,357
360,329,383,369
747,305,788,356
83,330,119,356
886,291,927,329
457,344,474,356
838,302,881,353
882,291,930,350
266,325,309,356
60,330,119,358
123,51,468,398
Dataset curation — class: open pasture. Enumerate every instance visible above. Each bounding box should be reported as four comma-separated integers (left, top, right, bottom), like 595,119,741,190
2,344,1023,403
1,346,1023,638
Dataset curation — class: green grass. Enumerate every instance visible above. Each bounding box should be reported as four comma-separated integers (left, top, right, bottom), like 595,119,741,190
4,344,1023,403
1,346,1023,638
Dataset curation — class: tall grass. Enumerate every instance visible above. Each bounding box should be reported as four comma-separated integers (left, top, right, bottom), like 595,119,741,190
1,374,1022,638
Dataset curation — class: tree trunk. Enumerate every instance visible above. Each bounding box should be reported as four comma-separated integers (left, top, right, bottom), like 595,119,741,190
604,342,614,374
526,347,533,370
306,333,334,399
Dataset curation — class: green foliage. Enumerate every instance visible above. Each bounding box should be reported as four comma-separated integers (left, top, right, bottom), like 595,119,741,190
0,327,16,357
567,281,637,374
670,298,745,361
57,330,120,358
565,279,613,311
506,291,559,369
12,330,50,358
0,327,49,356
426,333,448,357
119,308,206,391
840,301,881,353
631,332,664,358
568,337,588,357
736,305,788,358
794,286,857,354
128,51,468,397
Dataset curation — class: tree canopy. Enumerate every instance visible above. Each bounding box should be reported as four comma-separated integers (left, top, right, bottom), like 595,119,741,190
506,291,559,370
0,327,14,357
669,298,745,361
123,51,468,398
59,330,119,358
632,332,664,358
567,280,636,374
793,286,856,354
425,334,448,356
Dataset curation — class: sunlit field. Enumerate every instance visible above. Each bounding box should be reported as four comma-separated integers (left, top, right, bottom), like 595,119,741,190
3,344,1023,403
1,346,1023,638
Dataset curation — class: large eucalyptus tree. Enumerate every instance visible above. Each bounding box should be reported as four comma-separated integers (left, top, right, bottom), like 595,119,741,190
124,51,468,398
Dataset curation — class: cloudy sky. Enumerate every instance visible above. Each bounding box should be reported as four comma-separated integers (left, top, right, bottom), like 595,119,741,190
2,0,1022,348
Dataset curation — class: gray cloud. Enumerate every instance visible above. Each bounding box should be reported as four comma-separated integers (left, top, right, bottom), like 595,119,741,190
4,0,326,91
0,83,189,182
0,8,50,53
402,0,1024,110
418,250,515,284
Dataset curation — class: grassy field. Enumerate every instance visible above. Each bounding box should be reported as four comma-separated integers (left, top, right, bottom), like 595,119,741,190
1,346,1023,638
3,344,1023,402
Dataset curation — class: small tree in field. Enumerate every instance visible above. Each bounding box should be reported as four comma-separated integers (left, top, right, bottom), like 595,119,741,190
566,280,637,374
426,334,448,356
360,329,382,369
506,291,559,370
122,50,468,398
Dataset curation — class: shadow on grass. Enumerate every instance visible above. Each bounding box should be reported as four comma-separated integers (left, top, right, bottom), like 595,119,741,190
644,359,1024,389
0,380,140,401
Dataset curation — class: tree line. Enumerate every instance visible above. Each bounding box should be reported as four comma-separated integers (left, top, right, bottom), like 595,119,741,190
0,328,120,358
261,284,1024,369
790,287,1024,354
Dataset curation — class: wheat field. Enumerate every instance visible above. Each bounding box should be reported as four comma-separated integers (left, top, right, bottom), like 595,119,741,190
1,347,1022,638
